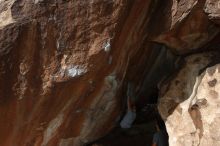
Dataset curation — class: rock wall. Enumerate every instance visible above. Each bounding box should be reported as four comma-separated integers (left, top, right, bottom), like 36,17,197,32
156,1,220,146
0,0,220,146
158,52,220,146
153,0,220,54
0,0,161,146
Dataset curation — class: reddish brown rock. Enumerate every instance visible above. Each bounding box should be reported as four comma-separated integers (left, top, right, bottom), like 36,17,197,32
153,0,219,54
0,0,128,145
0,0,161,146
1,0,220,146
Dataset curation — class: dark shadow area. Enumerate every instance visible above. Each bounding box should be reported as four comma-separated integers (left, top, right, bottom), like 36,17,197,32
87,122,156,146
86,106,167,146
86,46,178,146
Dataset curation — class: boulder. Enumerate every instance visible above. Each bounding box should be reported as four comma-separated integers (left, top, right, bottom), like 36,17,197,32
153,0,219,54
158,52,220,146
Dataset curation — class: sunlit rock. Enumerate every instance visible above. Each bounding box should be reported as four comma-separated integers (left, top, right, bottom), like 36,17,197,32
158,52,220,146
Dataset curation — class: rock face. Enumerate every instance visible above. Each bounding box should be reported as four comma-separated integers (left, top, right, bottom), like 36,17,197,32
158,52,220,146
204,0,220,24
153,0,219,54
0,0,220,146
0,0,161,146
0,0,128,145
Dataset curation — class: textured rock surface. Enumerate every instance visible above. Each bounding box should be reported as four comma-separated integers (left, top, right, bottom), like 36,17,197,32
0,0,161,146
204,0,220,24
154,0,219,54
158,52,220,146
1,0,220,146
0,0,128,145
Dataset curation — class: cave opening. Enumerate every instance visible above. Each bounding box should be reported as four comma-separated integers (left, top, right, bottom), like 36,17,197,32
87,45,181,146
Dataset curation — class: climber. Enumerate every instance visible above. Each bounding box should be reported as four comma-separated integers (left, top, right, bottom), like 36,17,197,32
152,118,169,146
120,82,137,129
